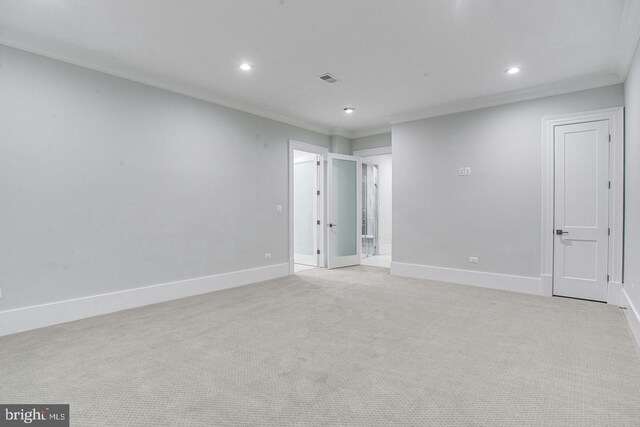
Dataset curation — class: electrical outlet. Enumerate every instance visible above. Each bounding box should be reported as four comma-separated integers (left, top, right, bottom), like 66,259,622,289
276,205,282,213
464,167,472,176
458,168,465,176
469,257,479,264
264,253,272,260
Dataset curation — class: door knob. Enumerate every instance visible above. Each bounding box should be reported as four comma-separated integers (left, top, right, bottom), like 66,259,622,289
328,223,338,228
556,229,569,235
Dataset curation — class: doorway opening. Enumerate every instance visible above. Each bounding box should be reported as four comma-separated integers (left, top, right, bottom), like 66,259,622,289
289,141,367,273
354,147,392,269
292,150,321,272
288,141,327,274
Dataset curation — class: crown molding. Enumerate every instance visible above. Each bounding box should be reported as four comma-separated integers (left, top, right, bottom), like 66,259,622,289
328,127,354,139
388,72,622,126
350,125,392,139
1,11,633,140
611,0,640,80
0,33,335,137
327,125,392,140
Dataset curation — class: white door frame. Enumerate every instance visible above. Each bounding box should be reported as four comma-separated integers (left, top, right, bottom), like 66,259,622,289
354,146,392,259
289,140,328,275
353,146,392,157
541,107,624,304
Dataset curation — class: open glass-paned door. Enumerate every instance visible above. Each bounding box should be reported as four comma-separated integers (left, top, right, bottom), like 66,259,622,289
327,153,361,269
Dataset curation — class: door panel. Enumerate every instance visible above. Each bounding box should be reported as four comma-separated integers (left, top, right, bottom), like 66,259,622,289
327,154,361,269
553,120,609,301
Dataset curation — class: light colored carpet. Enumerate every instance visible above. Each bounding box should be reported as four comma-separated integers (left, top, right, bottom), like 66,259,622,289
1,266,639,426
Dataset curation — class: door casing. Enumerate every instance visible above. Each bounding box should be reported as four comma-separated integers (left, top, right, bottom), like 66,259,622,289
293,152,320,266
289,140,328,274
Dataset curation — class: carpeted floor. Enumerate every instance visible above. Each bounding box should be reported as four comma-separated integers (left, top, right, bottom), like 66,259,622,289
1,266,639,426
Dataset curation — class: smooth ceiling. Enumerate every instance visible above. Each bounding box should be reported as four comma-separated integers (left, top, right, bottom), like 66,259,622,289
0,0,636,136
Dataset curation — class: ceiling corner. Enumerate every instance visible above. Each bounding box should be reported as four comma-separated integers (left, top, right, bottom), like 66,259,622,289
611,0,640,80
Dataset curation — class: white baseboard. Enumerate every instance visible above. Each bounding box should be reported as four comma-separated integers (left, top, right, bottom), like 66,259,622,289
0,263,289,337
541,274,553,296
390,262,542,296
607,281,623,306
621,288,640,350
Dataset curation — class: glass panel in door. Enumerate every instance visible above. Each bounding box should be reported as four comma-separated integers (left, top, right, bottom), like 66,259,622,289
327,154,361,268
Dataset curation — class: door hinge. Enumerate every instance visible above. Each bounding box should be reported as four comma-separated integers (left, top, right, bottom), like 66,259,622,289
317,190,320,196
609,134,611,142
317,220,320,225
608,181,611,189
317,160,320,166
608,227,611,236
607,274,610,282
317,249,320,255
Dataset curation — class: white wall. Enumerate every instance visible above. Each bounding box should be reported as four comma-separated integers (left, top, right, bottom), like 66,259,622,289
624,39,640,341
330,135,352,155
362,154,392,254
0,45,330,312
392,85,624,286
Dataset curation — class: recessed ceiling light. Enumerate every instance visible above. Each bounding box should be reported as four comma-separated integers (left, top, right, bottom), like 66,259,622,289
505,66,520,74
239,63,253,71
344,107,355,114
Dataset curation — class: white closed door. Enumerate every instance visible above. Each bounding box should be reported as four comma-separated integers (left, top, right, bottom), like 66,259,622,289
327,153,361,269
553,120,609,301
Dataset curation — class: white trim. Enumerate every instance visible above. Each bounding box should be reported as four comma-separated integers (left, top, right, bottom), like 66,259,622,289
621,289,640,350
350,126,392,139
0,263,289,337
607,282,623,306
353,146,392,157
288,140,328,274
3,35,630,141
389,73,621,126
541,274,553,297
611,0,640,80
293,153,317,164
541,107,624,302
391,262,542,296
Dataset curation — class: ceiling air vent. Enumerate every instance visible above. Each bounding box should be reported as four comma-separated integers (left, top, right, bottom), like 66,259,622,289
318,73,339,83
